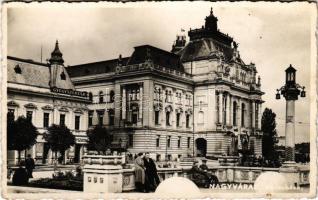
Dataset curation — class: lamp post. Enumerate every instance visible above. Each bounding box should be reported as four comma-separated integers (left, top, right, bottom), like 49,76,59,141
275,65,306,163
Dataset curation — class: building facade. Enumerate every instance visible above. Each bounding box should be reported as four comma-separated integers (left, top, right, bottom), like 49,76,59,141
67,9,264,161
7,42,91,165
7,9,264,163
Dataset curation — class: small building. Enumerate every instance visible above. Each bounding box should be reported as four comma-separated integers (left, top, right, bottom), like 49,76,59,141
7,41,91,165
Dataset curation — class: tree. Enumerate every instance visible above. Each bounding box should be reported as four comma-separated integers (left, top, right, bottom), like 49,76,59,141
43,124,75,163
87,125,112,155
261,108,278,161
7,116,38,163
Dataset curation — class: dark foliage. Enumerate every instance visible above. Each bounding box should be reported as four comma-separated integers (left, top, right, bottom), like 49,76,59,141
261,108,278,161
295,142,310,163
7,116,38,162
43,124,75,160
87,125,112,155
29,178,83,191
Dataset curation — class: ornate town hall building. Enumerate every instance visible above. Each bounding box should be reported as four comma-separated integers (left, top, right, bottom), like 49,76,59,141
7,9,264,163
67,9,264,160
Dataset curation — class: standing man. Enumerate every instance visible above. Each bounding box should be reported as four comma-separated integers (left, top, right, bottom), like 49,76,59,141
25,154,35,178
143,152,160,192
134,153,145,192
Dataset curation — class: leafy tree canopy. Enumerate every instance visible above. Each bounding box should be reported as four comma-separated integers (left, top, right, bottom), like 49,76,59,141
7,116,38,152
87,125,112,155
43,124,75,154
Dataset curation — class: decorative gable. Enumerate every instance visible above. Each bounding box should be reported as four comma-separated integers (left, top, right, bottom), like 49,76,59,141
7,101,19,107
24,103,37,109
42,105,54,111
58,107,69,112
74,108,83,114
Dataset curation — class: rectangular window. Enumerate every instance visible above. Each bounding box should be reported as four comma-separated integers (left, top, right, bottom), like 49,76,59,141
43,113,49,128
98,112,103,126
128,134,133,147
60,114,65,126
187,137,191,148
7,109,15,122
186,114,190,128
109,110,114,126
178,136,181,148
167,136,171,148
88,111,93,126
156,135,160,147
156,154,161,162
132,111,138,124
75,115,80,130
155,111,160,125
26,111,33,121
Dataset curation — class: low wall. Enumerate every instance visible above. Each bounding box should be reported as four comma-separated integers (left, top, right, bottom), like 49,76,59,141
122,165,310,191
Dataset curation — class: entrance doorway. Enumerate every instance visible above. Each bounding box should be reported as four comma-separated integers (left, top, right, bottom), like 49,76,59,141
42,143,50,164
74,144,82,163
195,138,207,157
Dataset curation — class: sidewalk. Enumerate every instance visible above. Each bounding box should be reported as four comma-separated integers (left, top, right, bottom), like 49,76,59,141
6,185,81,193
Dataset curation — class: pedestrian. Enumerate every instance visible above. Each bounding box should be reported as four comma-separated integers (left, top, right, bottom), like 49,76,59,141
143,152,160,192
134,152,145,192
199,158,209,171
12,162,29,185
25,154,35,178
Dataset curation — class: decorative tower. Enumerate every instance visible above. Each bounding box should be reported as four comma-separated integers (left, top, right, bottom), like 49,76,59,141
49,40,64,65
205,7,218,31
276,65,306,163
171,29,186,53
48,40,74,90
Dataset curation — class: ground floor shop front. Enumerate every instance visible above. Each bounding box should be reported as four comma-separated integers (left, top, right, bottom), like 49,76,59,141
7,135,88,166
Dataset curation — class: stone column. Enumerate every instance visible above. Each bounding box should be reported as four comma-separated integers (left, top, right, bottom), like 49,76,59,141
251,100,255,129
285,100,296,161
219,91,223,124
237,98,241,128
139,84,143,119
258,102,262,129
226,93,231,126
122,87,126,120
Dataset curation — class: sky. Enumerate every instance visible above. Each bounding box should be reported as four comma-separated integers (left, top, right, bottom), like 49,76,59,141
6,2,316,143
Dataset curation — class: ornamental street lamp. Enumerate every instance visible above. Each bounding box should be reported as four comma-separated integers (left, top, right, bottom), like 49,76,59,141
275,64,306,163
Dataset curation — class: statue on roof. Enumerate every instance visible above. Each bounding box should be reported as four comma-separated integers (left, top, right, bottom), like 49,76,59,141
233,41,238,49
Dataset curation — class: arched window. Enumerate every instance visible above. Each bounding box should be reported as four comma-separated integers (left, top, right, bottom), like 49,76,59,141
166,111,171,126
176,113,181,127
99,91,104,103
14,64,22,74
109,90,115,103
60,71,66,80
241,103,245,127
233,101,237,126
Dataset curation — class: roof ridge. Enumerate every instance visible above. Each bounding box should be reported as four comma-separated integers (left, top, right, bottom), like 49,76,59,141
7,56,48,67
69,57,130,68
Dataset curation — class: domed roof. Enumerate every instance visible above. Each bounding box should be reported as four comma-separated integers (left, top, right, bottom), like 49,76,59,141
177,38,236,63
